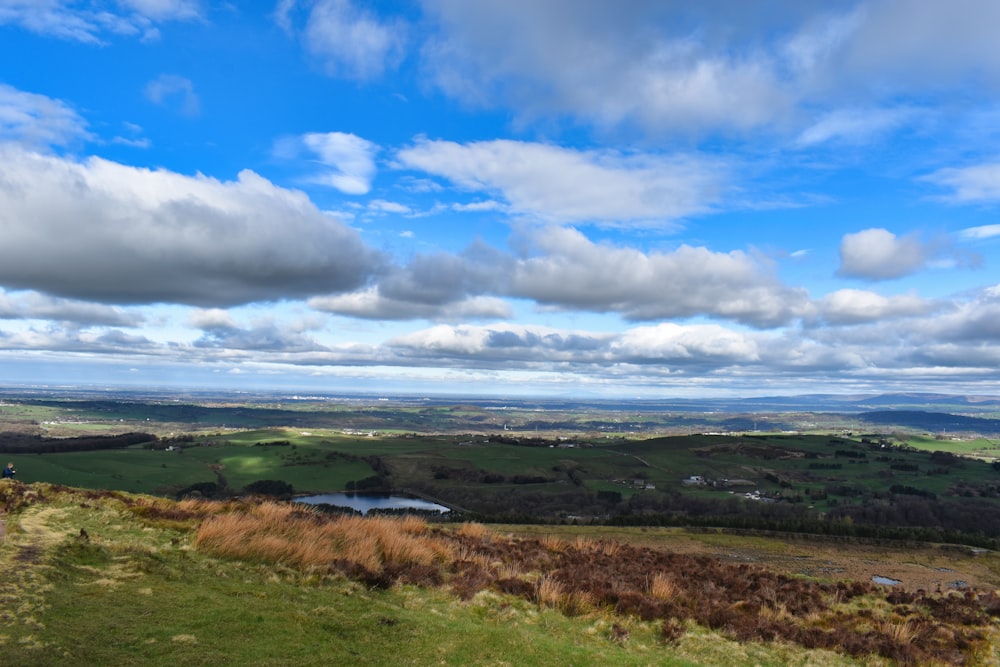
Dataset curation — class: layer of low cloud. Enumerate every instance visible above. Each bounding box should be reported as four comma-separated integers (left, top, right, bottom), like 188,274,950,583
0,290,144,327
7,282,1000,394
311,289,511,321
0,144,380,307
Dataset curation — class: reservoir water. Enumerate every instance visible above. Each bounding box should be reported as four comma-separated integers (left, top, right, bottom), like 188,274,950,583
295,492,450,515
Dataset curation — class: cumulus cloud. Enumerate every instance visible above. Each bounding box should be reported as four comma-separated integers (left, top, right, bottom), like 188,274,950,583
816,288,935,325
0,145,381,307
612,323,759,364
0,84,92,148
837,228,930,280
278,0,406,80
510,227,810,327
395,138,724,226
312,227,811,327
145,74,200,116
310,242,513,320
189,308,237,330
918,284,1000,344
314,227,815,327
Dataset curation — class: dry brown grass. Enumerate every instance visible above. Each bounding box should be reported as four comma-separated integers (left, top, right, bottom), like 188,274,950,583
454,522,487,539
187,498,1000,664
494,561,521,579
539,534,566,553
648,572,680,601
195,503,447,575
536,575,564,608
757,602,792,625
879,617,919,644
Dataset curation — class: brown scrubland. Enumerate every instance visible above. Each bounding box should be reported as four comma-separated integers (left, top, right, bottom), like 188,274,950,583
185,500,1000,666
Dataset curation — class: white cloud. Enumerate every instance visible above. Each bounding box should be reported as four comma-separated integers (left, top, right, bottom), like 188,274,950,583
190,308,237,330
299,131,378,194
510,227,810,327
795,107,916,147
0,84,91,148
612,323,759,363
388,323,613,364
960,224,1000,240
283,0,407,80
368,199,411,214
0,145,380,306
925,163,1000,204
817,289,935,325
396,139,724,226
0,0,201,43
0,290,143,327
312,227,812,327
418,1,1000,140
311,288,511,321
452,200,503,213
918,284,1000,343
837,228,929,280
420,0,791,135
145,74,200,116
119,0,201,21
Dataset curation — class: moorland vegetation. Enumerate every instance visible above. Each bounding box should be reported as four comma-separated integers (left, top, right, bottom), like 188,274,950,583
2,481,999,665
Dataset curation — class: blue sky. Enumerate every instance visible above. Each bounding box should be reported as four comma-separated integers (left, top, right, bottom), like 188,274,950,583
2,0,1000,398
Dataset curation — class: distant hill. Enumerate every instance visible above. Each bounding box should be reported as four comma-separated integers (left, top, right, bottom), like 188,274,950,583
730,393,1000,413
856,410,1000,434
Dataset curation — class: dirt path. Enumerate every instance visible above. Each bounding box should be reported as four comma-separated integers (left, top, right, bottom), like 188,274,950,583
0,505,77,650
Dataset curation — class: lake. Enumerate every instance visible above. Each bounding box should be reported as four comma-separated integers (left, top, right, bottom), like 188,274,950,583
295,492,450,515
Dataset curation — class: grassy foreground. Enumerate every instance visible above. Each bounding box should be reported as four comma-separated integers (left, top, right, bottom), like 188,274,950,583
1,482,998,666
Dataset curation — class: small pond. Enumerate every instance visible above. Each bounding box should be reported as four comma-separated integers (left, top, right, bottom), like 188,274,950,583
295,492,450,515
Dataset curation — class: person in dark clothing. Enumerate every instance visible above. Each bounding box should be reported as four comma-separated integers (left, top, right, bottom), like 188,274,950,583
2,462,15,478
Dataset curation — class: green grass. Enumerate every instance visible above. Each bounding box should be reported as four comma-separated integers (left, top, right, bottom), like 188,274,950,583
903,435,1000,458
0,488,877,667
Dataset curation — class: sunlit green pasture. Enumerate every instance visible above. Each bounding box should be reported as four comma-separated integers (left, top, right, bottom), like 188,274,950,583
903,435,1000,458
